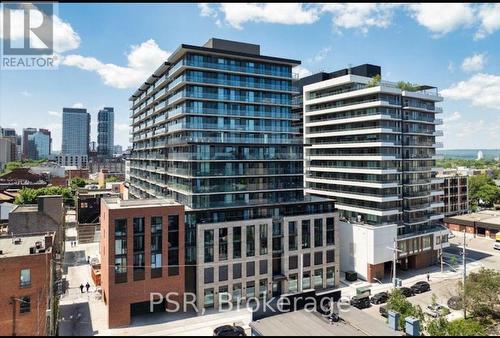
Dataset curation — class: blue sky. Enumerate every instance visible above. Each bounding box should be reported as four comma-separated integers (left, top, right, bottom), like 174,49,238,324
1,3,500,150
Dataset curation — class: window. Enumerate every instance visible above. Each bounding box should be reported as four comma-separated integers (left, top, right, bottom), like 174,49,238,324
314,252,323,266
423,236,431,250
133,217,145,281
288,221,297,251
204,230,214,263
114,219,127,283
314,269,323,290
168,215,180,276
246,225,255,257
20,269,31,288
326,250,335,263
246,281,255,298
314,219,323,247
326,217,335,245
259,224,268,255
259,279,268,299
219,228,228,261
326,267,335,288
19,296,30,314
289,274,298,293
289,256,298,270
302,220,310,249
204,267,214,284
232,284,242,303
219,265,228,282
259,259,268,275
204,288,214,308
303,272,311,290
233,263,242,280
247,261,255,277
233,227,242,259
151,217,162,278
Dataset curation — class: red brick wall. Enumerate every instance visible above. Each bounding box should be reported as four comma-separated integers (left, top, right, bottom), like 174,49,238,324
367,263,385,283
0,252,52,336
446,222,475,234
100,201,186,328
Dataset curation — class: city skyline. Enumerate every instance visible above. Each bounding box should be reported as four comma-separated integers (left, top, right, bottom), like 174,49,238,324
1,3,500,150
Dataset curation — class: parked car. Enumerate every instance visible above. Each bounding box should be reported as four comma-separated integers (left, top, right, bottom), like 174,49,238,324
448,232,455,239
398,287,415,298
371,292,389,305
411,281,431,294
425,304,449,318
213,325,246,337
379,305,388,318
350,294,371,309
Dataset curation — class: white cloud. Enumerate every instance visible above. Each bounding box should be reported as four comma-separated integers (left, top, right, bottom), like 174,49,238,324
320,3,400,34
62,39,171,89
216,3,320,29
198,3,216,17
308,47,332,64
475,3,500,39
447,61,455,73
20,91,31,97
444,111,461,123
72,102,84,109
0,6,80,53
293,65,312,79
441,73,500,110
407,3,475,36
116,123,130,132
48,110,62,117
461,53,486,72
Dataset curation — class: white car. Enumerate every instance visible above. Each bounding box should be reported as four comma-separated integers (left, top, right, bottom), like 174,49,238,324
494,241,500,250
425,304,447,318
448,232,456,239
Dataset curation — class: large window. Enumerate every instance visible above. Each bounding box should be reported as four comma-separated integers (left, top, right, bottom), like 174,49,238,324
246,225,255,257
326,217,335,245
204,229,214,263
314,219,323,247
219,228,228,261
260,224,268,255
20,269,31,288
288,221,297,251
151,216,162,278
233,227,242,259
168,215,180,276
133,217,145,281
302,220,310,249
114,219,127,283
326,267,335,288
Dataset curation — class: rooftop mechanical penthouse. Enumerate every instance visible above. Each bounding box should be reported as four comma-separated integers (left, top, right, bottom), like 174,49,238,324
128,38,339,310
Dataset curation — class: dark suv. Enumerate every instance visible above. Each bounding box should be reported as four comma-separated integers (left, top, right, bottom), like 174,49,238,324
350,294,371,309
411,281,431,294
371,292,389,305
398,287,415,298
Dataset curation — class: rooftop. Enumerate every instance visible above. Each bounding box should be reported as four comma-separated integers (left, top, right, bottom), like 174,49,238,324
0,234,53,258
103,197,181,209
445,210,500,229
250,309,401,336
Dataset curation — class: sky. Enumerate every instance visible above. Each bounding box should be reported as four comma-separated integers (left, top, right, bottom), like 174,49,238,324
1,3,500,151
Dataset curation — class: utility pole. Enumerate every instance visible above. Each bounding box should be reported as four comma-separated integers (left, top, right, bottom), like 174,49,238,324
440,236,444,273
462,230,467,319
386,238,402,288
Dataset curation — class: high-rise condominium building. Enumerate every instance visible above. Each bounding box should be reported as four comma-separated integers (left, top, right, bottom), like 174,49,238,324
98,107,114,157
62,107,90,156
128,38,339,310
22,127,37,159
300,64,449,282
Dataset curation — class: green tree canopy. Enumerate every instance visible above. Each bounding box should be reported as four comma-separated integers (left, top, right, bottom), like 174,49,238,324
70,177,87,189
459,268,500,319
15,187,74,206
386,289,425,331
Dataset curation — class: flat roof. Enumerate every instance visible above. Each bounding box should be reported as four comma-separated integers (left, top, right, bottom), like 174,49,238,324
0,234,53,258
103,197,181,209
250,309,401,336
445,210,500,229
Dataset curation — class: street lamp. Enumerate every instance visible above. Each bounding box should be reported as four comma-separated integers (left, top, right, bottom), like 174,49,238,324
387,238,403,288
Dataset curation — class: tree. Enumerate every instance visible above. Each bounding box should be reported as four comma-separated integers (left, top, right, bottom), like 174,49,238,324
367,74,381,87
458,268,500,319
15,187,74,206
70,177,87,189
426,318,486,336
106,176,119,183
469,174,500,207
386,289,425,331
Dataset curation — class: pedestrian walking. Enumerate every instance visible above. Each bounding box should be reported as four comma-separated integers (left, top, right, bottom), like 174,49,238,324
79,284,84,293
427,273,430,282
85,282,90,293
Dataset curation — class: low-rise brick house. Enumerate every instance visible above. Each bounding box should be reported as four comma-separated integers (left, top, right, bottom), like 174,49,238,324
0,233,56,336
100,198,185,328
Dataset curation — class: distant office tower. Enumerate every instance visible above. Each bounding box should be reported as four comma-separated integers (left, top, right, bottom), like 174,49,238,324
98,107,114,157
22,127,37,159
62,107,90,156
27,130,51,160
0,127,19,161
300,64,448,282
128,38,339,312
